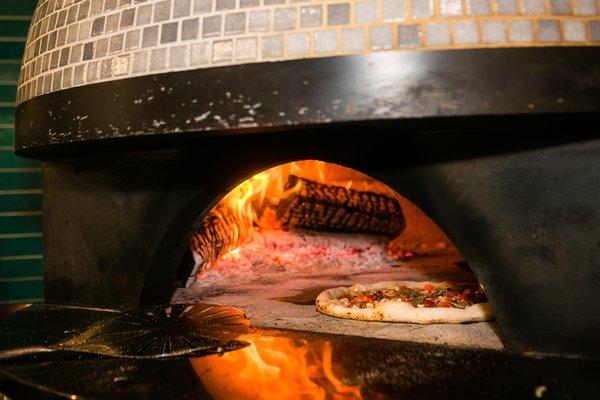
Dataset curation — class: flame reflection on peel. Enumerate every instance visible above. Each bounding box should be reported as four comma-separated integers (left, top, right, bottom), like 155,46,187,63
190,332,363,400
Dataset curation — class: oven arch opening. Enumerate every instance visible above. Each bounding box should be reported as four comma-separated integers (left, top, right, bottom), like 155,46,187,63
162,160,502,350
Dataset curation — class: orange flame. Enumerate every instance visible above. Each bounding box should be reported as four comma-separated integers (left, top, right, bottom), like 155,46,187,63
200,160,401,264
190,332,363,400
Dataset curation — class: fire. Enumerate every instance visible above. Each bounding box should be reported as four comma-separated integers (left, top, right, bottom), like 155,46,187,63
193,160,402,273
190,332,363,400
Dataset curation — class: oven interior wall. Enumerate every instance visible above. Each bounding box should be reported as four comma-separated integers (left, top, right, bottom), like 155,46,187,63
41,128,600,358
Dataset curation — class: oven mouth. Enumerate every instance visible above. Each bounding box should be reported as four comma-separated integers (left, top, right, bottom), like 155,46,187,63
170,160,502,351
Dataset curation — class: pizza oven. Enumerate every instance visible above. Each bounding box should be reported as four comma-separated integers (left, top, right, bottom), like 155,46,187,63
1,0,600,398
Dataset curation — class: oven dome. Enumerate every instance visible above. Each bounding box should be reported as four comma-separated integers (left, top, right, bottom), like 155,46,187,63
16,0,599,105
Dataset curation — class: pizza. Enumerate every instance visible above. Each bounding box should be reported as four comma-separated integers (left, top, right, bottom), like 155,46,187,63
316,281,494,324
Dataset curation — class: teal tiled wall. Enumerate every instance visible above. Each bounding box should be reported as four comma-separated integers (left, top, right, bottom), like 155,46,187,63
0,0,43,304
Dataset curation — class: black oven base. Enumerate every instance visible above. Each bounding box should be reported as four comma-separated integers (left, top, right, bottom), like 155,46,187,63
0,304,599,400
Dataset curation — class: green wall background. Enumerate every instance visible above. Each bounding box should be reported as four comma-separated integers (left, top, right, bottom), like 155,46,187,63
0,0,43,304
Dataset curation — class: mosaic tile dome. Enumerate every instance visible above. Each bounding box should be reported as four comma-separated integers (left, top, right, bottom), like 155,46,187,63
16,0,600,104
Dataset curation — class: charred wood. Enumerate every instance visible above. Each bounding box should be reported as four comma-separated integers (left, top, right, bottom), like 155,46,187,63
276,175,405,237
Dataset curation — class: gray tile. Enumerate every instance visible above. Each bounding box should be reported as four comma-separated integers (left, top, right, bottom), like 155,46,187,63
37,76,45,95
52,70,62,91
274,8,296,31
142,25,159,47
481,20,506,42
264,0,285,4
125,29,141,49
43,74,52,94
249,10,270,31
574,0,596,15
104,0,118,11
370,25,392,49
63,67,73,87
74,64,86,84
59,47,70,66
50,50,59,69
110,33,125,52
136,4,153,25
495,0,517,14
522,0,545,14
538,19,560,41
190,42,210,64
454,20,478,43
70,43,83,62
550,0,571,14
382,0,405,21
100,58,113,79
440,0,462,16
49,13,57,33
106,12,120,33
57,27,67,46
169,45,188,68
467,0,490,15
563,20,586,41
174,0,192,18
300,6,322,27
235,37,257,59
78,0,90,20
328,4,350,25
86,61,98,82
42,53,49,72
261,34,284,57
398,23,421,46
120,9,135,28
342,28,365,51
216,0,236,10
590,20,600,41
314,29,337,52
412,0,432,17
213,39,233,62
355,1,377,24
154,0,172,22
509,19,533,42
48,31,57,50
90,0,103,15
194,0,213,14
427,22,450,45
67,4,78,24
78,20,92,40
132,50,148,72
203,15,222,37
181,17,199,40
40,35,48,54
225,12,246,34
161,22,179,43
92,16,106,36
95,38,108,57
114,54,130,75
240,0,259,7
287,32,309,55
119,0,132,7
56,10,67,27
83,41,95,60
150,48,167,70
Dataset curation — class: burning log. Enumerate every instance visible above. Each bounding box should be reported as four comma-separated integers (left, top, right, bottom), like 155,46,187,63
190,213,240,277
276,175,405,237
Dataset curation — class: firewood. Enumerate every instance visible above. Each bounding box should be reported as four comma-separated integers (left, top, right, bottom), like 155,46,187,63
190,213,239,276
276,175,405,237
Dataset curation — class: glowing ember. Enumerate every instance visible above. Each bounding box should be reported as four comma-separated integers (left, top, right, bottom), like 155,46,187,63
190,332,363,400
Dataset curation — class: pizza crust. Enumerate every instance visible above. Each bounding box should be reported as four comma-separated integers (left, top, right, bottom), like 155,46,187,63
316,281,494,324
